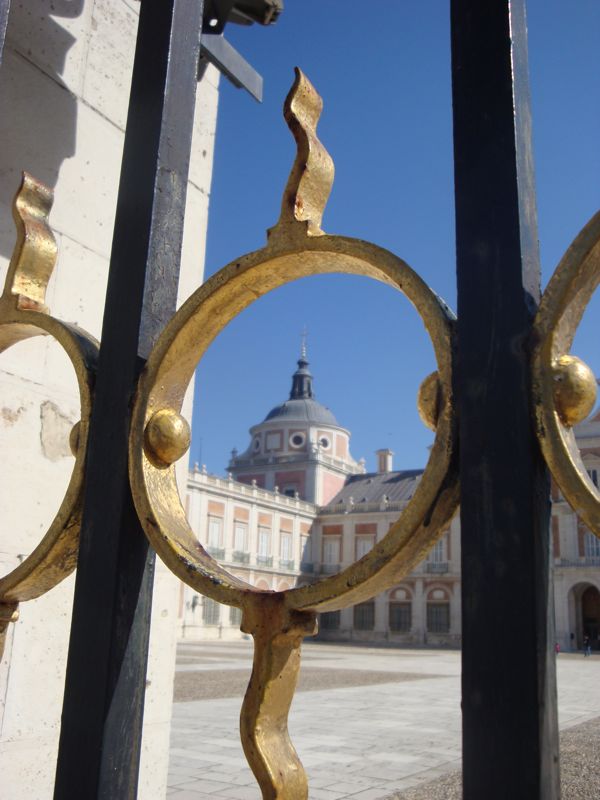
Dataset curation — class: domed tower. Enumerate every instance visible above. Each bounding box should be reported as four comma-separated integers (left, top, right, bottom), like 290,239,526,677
228,347,364,504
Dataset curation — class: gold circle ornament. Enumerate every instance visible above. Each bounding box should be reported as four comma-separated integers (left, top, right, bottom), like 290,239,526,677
129,69,459,620
129,234,458,615
0,174,97,607
129,68,459,798
532,209,600,538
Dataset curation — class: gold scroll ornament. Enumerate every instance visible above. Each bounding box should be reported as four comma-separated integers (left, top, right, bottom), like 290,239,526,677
0,174,97,657
130,69,459,799
532,211,600,536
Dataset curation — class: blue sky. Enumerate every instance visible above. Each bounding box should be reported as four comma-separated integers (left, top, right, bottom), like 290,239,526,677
190,1,600,476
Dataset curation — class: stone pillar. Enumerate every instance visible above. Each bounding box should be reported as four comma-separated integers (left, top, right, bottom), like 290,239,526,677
0,3,219,796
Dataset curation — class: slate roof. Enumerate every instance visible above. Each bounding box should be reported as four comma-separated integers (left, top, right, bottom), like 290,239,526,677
326,469,424,506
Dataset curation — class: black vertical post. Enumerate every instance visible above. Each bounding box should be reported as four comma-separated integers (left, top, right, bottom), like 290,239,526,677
0,0,10,66
451,1,560,799
54,1,203,797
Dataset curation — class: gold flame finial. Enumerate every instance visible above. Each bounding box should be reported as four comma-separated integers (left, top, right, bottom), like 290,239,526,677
1,173,57,313
270,68,334,239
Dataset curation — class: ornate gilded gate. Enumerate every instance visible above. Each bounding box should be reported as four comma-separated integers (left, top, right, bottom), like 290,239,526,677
1,1,598,798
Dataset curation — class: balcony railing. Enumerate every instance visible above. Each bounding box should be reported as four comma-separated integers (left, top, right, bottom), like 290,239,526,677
279,559,295,571
232,550,250,564
300,562,314,573
256,555,273,567
318,501,406,515
556,557,600,568
425,561,449,574
320,563,339,574
207,546,225,560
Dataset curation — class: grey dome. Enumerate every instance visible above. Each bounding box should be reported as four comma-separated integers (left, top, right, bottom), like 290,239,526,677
264,398,339,426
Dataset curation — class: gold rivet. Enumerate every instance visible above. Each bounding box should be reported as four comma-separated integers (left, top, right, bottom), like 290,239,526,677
417,371,441,431
552,355,597,427
69,421,81,456
145,408,191,467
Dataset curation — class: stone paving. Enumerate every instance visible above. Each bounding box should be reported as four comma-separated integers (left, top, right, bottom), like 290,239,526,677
167,641,600,799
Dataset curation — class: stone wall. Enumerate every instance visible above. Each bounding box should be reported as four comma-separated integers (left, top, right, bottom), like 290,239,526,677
0,2,218,797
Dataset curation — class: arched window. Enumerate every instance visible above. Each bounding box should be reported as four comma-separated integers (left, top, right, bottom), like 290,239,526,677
389,602,411,632
389,587,412,632
427,588,450,633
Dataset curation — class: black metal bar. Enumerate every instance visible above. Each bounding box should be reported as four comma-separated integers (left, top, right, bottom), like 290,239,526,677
199,33,263,101
54,1,203,797
0,0,10,66
451,1,560,798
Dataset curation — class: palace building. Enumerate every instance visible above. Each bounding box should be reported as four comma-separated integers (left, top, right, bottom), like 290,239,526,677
182,350,600,651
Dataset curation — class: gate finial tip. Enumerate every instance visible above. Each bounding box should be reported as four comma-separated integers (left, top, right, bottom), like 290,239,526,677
269,67,334,240
2,173,57,312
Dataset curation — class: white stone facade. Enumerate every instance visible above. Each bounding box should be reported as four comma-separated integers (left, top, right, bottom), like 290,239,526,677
183,467,317,639
0,3,218,797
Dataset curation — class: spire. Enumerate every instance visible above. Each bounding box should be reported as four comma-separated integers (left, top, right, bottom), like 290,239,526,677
289,333,314,399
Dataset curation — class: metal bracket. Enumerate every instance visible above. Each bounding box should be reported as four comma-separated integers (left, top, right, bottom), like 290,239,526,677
199,33,263,102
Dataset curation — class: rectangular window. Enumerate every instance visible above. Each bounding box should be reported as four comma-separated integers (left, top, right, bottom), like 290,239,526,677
389,602,411,632
320,611,340,630
208,517,222,548
430,538,445,563
584,531,600,558
353,602,375,630
229,606,242,627
258,527,271,557
355,536,374,559
202,598,221,625
280,533,292,561
323,537,340,564
234,523,247,552
266,432,281,451
427,603,450,633
588,469,598,487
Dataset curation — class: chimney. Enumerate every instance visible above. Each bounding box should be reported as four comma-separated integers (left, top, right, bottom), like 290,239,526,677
376,448,393,473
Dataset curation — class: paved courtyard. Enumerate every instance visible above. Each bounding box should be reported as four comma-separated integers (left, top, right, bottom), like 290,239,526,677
167,641,600,799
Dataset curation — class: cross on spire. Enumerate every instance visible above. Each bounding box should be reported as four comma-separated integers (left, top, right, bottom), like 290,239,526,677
290,331,313,400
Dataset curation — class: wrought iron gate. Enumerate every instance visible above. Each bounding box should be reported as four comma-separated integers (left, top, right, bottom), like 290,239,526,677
1,1,598,798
